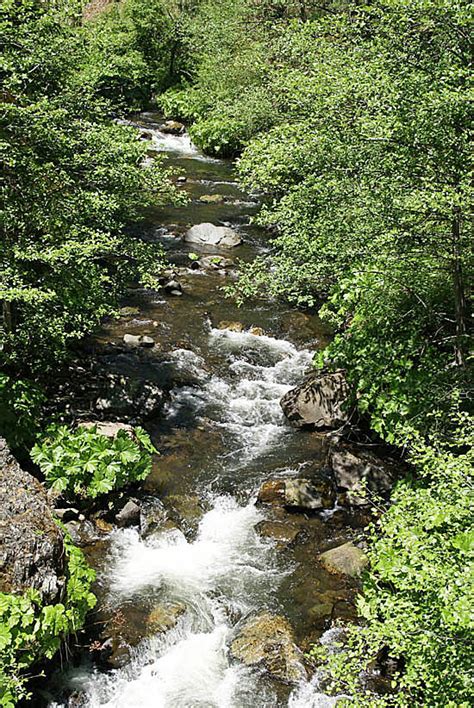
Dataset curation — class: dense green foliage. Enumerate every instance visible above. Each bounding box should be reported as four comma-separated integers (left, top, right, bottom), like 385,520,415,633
32,424,156,499
80,0,184,109
1,0,181,377
164,0,473,704
0,535,96,706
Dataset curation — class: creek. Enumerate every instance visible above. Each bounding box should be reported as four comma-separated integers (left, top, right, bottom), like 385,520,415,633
46,114,368,708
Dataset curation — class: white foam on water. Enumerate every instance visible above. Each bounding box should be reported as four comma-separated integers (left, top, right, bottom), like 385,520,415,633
165,329,313,463
53,498,282,707
108,497,273,606
61,619,277,708
151,130,200,156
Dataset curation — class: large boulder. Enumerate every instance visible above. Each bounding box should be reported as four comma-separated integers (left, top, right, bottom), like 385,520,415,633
319,542,368,578
280,370,352,430
231,613,307,684
185,223,242,249
329,446,397,505
0,439,66,603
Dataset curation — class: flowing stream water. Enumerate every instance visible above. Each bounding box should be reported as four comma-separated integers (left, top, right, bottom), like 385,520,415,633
46,115,367,708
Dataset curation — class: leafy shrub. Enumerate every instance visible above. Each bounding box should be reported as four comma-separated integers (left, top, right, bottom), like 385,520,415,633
31,425,157,499
312,415,474,707
0,375,44,454
0,534,96,706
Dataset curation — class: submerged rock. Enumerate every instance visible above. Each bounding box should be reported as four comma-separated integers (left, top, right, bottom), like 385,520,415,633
218,320,244,332
119,306,140,317
199,256,234,271
319,542,368,578
231,613,307,684
256,521,300,547
0,439,66,603
147,602,186,633
330,446,397,505
185,223,242,249
280,371,352,430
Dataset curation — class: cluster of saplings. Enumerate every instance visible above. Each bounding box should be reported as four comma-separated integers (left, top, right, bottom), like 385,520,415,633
0,0,472,705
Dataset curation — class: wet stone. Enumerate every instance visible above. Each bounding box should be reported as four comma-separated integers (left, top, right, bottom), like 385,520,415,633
256,521,300,547
257,480,286,505
199,194,224,204
119,306,140,317
284,478,336,511
79,421,134,438
319,542,368,578
231,613,307,685
146,602,186,633
123,333,155,348
115,500,141,528
140,498,167,538
218,320,244,332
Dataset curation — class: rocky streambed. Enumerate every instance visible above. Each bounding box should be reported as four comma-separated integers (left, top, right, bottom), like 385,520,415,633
11,115,400,706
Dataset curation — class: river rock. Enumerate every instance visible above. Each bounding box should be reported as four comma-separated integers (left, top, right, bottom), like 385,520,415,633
256,521,300,547
319,542,368,578
217,320,245,332
199,256,234,270
185,223,242,249
119,306,140,317
249,326,264,336
0,439,66,603
280,370,352,430
53,507,82,523
160,120,185,135
140,498,168,538
257,477,335,510
115,500,141,528
329,446,397,505
199,194,224,204
257,480,286,505
284,478,336,511
231,613,307,684
123,334,155,348
63,519,99,547
147,602,186,633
